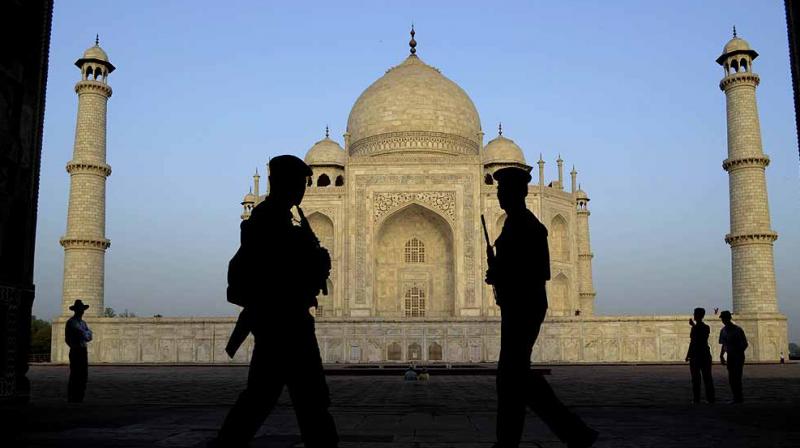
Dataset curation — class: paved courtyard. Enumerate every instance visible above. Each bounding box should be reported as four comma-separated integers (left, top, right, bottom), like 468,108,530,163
4,364,799,447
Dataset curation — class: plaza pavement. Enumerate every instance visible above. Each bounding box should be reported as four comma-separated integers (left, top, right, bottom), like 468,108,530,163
3,364,799,447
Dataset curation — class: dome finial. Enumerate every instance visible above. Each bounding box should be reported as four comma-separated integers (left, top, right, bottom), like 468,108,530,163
409,24,417,55
733,25,737,38
498,122,502,136
325,125,330,138
95,34,100,46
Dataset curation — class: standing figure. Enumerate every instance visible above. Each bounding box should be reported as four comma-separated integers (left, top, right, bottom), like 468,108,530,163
215,155,338,447
65,300,92,403
719,310,748,403
685,308,715,403
486,167,597,448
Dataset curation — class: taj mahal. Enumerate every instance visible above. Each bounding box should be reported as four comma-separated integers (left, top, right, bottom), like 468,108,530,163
52,29,788,364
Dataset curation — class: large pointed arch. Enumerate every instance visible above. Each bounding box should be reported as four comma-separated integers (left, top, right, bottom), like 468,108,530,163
549,273,570,316
374,202,455,318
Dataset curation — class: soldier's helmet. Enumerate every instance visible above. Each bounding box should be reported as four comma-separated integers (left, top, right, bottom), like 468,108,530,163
269,155,312,181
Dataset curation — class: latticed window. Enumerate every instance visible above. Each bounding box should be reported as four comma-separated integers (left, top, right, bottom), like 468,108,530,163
404,286,426,317
404,238,425,263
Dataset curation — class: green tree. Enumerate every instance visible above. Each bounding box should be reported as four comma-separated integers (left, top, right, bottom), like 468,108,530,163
118,309,136,318
789,343,799,358
103,307,116,317
30,315,51,360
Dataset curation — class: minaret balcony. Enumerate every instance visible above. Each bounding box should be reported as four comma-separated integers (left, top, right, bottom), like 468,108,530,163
66,161,112,177
74,80,112,97
719,72,760,90
724,231,778,247
722,155,770,172
59,237,111,250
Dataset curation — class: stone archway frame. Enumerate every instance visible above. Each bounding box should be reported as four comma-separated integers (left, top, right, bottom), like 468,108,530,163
353,173,477,312
372,200,456,317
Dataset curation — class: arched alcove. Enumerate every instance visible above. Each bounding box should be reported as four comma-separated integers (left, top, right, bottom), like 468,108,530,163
315,279,334,317
317,173,331,187
387,342,402,361
307,212,334,256
335,175,344,186
429,342,443,361
375,203,455,318
550,215,569,262
549,273,570,316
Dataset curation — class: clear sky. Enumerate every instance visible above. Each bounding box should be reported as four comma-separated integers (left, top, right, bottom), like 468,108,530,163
35,1,800,341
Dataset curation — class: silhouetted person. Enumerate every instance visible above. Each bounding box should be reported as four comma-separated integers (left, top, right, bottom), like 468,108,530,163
719,310,748,403
404,366,418,381
65,299,92,403
685,307,715,403
214,155,338,447
485,167,597,448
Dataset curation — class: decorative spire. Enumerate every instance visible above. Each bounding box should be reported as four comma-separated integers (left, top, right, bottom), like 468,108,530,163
538,153,544,163
254,168,259,177
409,24,417,55
557,153,563,162
325,125,330,138
733,25,737,38
95,34,100,46
498,122,503,136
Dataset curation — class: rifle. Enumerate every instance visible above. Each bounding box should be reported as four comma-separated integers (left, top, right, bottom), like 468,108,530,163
481,214,498,303
296,206,329,296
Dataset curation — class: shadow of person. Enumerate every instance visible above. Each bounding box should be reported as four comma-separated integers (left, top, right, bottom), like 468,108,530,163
212,155,338,448
485,167,598,448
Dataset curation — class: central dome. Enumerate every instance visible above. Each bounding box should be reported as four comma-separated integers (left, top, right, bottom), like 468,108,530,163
346,55,482,157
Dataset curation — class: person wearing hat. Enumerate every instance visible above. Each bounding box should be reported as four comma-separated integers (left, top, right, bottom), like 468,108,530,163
718,310,748,403
685,307,715,404
486,167,597,448
65,299,92,402
215,155,338,447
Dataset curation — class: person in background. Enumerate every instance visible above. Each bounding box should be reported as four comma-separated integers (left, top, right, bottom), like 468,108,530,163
418,367,430,381
719,310,748,404
65,300,92,403
685,307,715,404
404,366,418,381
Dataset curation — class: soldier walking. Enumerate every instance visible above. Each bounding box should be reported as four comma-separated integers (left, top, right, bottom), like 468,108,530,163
685,307,715,403
65,299,92,403
485,167,597,448
214,155,338,447
719,310,748,403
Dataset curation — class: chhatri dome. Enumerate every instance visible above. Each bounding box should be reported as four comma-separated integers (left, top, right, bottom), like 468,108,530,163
305,127,346,166
483,124,527,165
346,26,482,156
75,35,115,73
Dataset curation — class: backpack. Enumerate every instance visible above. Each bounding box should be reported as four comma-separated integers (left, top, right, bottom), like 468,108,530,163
226,245,251,307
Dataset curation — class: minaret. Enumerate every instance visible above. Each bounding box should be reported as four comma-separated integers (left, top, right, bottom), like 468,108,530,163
253,168,260,203
575,184,595,315
717,30,779,315
556,155,564,190
60,37,115,317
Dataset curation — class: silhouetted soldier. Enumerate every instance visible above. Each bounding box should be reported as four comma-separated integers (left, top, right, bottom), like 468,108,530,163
485,167,597,448
65,299,92,403
719,310,748,403
214,155,338,447
685,307,715,403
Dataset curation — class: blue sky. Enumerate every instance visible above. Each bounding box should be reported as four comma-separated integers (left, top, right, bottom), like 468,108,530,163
34,1,800,340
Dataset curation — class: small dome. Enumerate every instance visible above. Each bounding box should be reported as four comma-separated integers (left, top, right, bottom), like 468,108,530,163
305,138,346,166
242,192,256,203
83,45,109,62
483,135,526,165
575,188,589,200
723,37,752,54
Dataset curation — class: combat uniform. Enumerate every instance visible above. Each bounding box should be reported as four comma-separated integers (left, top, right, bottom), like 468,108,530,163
491,207,594,447
217,195,338,447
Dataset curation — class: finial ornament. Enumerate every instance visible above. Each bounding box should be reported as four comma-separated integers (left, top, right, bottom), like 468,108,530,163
95,34,100,46
498,122,502,136
409,24,417,55
254,168,259,176
325,125,329,138
733,25,737,38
